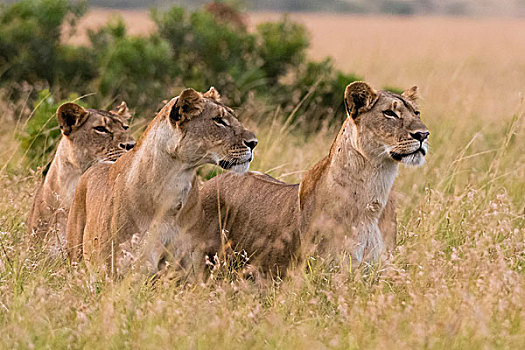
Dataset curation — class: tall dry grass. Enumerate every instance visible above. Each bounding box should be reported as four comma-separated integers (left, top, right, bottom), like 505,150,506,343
0,15,524,349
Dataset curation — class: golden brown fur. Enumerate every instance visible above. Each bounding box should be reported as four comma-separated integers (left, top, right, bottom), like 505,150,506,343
190,172,301,276
27,102,134,255
66,88,257,277
186,82,429,277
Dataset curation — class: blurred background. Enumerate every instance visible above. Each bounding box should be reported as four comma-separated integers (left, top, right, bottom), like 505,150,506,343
4,0,525,16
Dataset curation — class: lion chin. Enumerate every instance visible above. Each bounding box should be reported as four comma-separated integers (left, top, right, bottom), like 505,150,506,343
218,157,251,173
218,159,251,173
401,151,426,167
390,149,426,167
231,162,251,173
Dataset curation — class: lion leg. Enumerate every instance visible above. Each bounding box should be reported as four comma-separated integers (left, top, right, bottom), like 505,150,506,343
66,176,88,263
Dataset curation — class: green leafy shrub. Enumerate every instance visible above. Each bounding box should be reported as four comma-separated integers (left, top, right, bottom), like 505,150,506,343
0,0,87,91
89,17,174,111
55,45,97,89
256,18,309,83
152,5,260,104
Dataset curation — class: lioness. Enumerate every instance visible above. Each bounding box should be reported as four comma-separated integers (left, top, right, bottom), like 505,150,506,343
27,101,135,255
188,82,429,277
66,88,257,277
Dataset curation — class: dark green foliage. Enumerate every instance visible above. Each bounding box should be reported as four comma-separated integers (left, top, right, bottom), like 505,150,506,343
256,19,309,84
98,35,172,105
55,45,97,89
151,5,261,104
0,0,86,90
89,17,173,111
17,89,85,169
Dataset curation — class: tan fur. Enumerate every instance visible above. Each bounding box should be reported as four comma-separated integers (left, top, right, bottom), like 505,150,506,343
27,102,134,255
66,88,257,278
185,82,429,277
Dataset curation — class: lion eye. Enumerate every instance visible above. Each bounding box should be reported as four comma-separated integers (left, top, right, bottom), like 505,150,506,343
94,126,110,133
383,110,399,119
213,117,229,127
414,111,421,117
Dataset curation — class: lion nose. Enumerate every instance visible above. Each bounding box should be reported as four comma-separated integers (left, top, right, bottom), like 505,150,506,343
119,141,136,151
244,138,258,151
410,131,429,142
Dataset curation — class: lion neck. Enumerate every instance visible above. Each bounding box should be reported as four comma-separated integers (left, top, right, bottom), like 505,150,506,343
301,116,398,231
329,118,398,204
122,115,195,218
43,137,87,207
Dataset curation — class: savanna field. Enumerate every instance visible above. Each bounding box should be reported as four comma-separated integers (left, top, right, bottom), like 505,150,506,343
1,7,524,349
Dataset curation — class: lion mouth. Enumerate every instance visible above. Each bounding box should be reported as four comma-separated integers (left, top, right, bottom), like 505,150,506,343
390,147,426,161
218,159,250,170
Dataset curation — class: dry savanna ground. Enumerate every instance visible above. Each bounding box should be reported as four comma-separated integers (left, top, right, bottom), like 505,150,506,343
0,10,524,349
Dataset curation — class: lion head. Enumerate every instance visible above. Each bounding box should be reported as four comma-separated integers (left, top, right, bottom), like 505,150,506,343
56,101,135,168
165,87,257,172
344,82,429,167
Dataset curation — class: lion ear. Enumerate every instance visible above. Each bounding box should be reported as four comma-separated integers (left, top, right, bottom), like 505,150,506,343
402,86,419,103
344,81,379,119
203,86,221,102
168,88,204,125
56,102,89,136
111,101,132,120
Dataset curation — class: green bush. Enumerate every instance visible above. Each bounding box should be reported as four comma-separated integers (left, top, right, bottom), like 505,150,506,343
55,45,97,89
151,5,261,104
256,19,309,84
0,0,87,90
88,17,174,111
